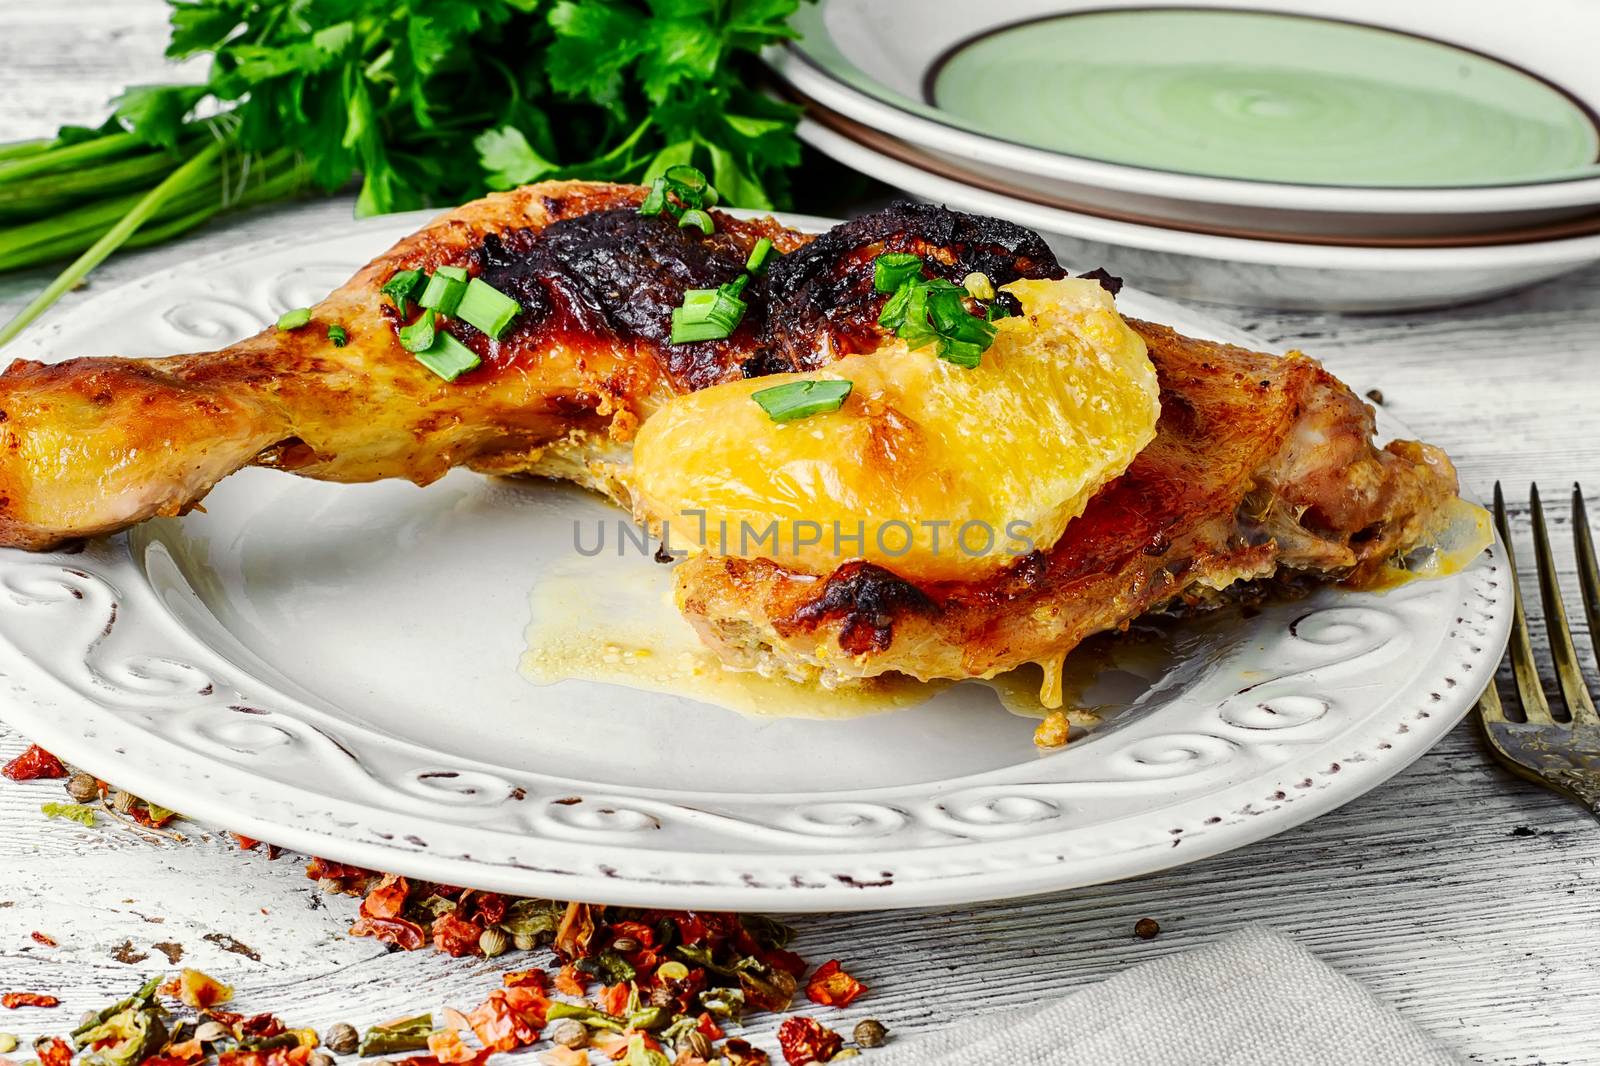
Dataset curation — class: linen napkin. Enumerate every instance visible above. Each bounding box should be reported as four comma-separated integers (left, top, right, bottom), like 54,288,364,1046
870,926,1459,1065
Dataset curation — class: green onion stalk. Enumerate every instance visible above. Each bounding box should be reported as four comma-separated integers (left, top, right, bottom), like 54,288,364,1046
0,116,314,348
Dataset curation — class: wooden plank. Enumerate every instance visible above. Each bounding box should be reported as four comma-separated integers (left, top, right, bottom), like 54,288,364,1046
1,2,1598,1062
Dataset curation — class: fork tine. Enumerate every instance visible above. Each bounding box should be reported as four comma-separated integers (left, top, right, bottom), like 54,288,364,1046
1496,483,1554,724
1475,681,1507,724
1575,484,1600,668
1530,484,1598,724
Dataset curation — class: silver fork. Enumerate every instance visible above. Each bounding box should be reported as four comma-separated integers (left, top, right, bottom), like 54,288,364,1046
1476,483,1600,819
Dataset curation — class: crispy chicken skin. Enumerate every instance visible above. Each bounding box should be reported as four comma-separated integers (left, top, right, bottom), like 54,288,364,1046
0,182,1463,688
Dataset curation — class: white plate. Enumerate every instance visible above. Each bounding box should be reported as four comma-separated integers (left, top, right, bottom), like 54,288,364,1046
801,119,1600,311
0,214,1511,911
772,0,1600,237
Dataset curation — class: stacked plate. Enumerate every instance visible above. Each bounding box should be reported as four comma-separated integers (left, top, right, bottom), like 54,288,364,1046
766,0,1600,310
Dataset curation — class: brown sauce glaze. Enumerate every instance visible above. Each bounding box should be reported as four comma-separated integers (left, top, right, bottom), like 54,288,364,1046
760,200,1066,373
430,200,1066,391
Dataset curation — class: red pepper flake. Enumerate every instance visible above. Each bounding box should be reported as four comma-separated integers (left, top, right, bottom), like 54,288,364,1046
553,901,595,960
776,1017,843,1066
131,803,178,829
37,1036,73,1066
464,987,547,1052
538,1048,586,1066
30,931,57,947
763,946,807,978
553,964,586,997
464,892,507,927
1,992,60,1008
348,874,426,951
430,912,483,958
501,968,547,991
695,1012,724,1041
597,981,630,1017
2,745,66,781
600,1034,663,1063
804,960,865,1008
721,1038,771,1066
237,1013,285,1040
425,1029,477,1064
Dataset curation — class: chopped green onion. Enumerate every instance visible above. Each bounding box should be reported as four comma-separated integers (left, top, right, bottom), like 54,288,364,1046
669,315,730,344
682,287,719,309
671,282,747,343
873,253,924,293
327,324,349,347
935,337,985,368
678,208,713,236
455,277,522,339
640,165,719,223
664,164,717,206
639,178,668,217
414,331,481,382
436,265,469,282
419,270,468,316
381,269,426,314
751,379,853,423
398,308,437,353
722,273,750,298
745,237,776,274
877,272,998,369
276,307,312,331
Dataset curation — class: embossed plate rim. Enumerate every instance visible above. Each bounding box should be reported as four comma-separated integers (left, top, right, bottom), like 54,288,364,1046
0,213,1513,910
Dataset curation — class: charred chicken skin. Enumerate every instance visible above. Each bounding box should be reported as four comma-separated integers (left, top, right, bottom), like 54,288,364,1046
0,181,1465,687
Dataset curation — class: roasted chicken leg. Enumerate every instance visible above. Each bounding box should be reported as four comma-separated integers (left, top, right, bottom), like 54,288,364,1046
0,182,1473,689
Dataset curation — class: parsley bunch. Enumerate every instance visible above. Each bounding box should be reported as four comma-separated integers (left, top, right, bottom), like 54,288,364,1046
0,0,810,346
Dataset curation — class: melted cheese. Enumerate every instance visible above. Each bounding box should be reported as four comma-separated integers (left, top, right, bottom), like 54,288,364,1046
626,278,1159,582
520,562,943,719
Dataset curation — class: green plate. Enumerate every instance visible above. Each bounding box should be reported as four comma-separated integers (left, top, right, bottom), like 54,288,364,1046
925,9,1598,187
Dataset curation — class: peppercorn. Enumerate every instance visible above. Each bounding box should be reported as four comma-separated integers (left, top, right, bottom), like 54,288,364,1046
853,1019,888,1048
1134,917,1161,940
308,1052,334,1066
65,772,98,803
679,1030,712,1059
322,1023,359,1056
548,1019,587,1050
478,927,508,958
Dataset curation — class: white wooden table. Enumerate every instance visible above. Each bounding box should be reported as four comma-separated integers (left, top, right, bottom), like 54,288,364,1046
1,4,1598,1063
